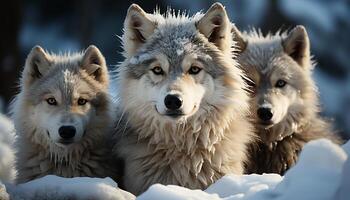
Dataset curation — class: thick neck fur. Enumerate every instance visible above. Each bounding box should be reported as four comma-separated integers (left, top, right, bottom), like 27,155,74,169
123,93,247,155
115,61,253,194
116,101,252,194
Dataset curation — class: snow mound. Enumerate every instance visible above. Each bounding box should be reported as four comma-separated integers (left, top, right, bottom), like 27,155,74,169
0,114,16,183
138,139,349,200
138,184,221,200
7,175,135,200
205,174,282,199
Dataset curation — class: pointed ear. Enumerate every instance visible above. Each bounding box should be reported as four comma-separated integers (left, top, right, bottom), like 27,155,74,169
123,4,156,57
196,3,232,53
81,45,108,85
23,45,51,85
282,25,310,68
231,24,247,53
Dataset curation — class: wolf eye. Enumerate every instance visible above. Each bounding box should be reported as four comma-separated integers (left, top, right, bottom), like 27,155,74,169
151,66,164,75
275,79,287,88
77,98,88,106
188,66,202,75
46,97,57,106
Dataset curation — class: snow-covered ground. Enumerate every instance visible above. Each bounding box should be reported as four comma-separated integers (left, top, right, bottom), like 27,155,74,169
6,176,134,200
138,139,349,200
0,138,348,200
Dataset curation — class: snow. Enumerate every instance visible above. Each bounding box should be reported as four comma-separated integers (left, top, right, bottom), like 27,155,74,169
6,176,135,200
0,114,16,183
205,174,282,199
129,53,153,65
138,139,349,200
138,185,222,200
176,49,184,56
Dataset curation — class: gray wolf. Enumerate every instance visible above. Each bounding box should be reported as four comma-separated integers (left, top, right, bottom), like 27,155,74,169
232,25,342,174
12,45,119,183
113,3,253,195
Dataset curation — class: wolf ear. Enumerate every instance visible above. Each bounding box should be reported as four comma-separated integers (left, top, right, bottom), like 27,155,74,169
231,24,247,53
81,45,108,85
123,4,156,57
23,45,51,85
197,3,232,53
282,25,311,69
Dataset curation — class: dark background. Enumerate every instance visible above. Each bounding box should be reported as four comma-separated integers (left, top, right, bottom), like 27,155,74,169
1,0,349,139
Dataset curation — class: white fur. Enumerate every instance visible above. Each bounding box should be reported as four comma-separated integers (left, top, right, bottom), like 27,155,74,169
114,3,254,195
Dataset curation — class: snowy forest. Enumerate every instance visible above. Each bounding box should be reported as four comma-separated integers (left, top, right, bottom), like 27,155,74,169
0,0,349,200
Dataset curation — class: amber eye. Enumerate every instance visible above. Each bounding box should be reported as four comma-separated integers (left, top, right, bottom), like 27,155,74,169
77,98,88,106
151,66,164,75
46,97,57,106
275,79,287,88
188,66,202,75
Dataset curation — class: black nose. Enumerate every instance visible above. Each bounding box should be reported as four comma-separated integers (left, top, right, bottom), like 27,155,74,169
164,94,183,110
58,126,76,139
257,107,273,121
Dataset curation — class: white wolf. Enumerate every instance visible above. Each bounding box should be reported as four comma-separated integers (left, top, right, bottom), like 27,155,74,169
113,3,253,195
231,25,342,174
12,45,119,183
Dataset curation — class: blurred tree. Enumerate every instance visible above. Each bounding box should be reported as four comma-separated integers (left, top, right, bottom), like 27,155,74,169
0,0,21,110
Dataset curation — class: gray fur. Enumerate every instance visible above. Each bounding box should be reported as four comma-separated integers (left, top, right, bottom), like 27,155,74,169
232,26,342,174
113,3,253,195
11,45,120,183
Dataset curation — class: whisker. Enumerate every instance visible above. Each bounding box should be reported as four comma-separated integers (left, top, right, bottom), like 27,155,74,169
116,108,126,129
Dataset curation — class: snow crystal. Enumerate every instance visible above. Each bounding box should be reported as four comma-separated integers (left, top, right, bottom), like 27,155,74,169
176,49,184,56
129,57,139,65
129,53,153,65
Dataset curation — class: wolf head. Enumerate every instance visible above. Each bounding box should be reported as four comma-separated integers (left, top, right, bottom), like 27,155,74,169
18,45,110,150
233,25,319,141
117,3,247,128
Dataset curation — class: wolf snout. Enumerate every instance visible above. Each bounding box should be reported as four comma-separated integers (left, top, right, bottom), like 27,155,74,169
257,107,273,123
58,126,76,139
164,94,183,111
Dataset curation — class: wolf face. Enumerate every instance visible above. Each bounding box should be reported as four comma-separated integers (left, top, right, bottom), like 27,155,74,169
20,45,109,148
233,26,316,140
118,3,241,124
115,4,253,194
